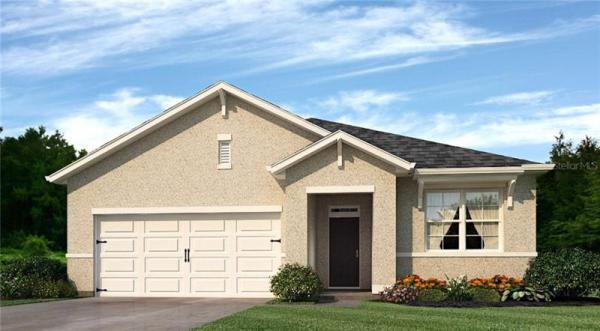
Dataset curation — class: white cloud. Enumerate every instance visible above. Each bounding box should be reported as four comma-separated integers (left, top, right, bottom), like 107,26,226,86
474,90,555,106
314,56,447,82
311,88,600,150
552,103,600,115
442,104,600,148
53,88,183,150
2,1,598,76
319,90,409,113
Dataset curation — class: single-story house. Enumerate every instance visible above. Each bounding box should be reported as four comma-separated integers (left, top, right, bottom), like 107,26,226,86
47,81,554,297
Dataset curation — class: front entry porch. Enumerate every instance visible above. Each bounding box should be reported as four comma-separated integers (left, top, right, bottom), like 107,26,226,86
307,193,373,290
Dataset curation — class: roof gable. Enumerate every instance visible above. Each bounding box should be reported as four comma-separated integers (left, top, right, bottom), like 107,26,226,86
267,130,415,176
46,81,330,184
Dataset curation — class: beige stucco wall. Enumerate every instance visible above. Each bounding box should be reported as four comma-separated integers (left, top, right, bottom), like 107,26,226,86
396,174,538,279
283,144,397,290
65,95,319,291
312,194,372,289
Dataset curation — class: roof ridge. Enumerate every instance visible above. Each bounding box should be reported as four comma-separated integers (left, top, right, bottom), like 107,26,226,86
306,117,535,164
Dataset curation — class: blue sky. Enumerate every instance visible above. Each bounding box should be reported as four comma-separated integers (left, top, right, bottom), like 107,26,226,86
1,0,599,162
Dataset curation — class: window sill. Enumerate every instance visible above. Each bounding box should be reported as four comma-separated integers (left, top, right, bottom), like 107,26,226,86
217,163,232,170
396,251,537,258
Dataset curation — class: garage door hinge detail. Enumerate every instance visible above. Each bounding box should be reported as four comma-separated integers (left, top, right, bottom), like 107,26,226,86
96,288,107,292
270,239,281,243
96,240,107,244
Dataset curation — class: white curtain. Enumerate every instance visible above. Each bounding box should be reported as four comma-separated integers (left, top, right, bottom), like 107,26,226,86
428,236,443,250
471,221,484,234
440,207,457,220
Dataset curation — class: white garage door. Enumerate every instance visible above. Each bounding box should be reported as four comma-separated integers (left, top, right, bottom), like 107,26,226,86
95,213,281,297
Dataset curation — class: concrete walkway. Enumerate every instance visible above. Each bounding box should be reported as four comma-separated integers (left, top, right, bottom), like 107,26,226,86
1,297,265,331
319,290,379,307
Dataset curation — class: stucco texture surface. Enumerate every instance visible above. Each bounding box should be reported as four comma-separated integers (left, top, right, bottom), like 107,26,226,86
283,144,397,289
395,174,537,279
65,95,319,291
397,257,532,278
312,194,372,289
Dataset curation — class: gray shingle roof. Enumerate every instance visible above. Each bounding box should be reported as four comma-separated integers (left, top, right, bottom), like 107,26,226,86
306,118,535,168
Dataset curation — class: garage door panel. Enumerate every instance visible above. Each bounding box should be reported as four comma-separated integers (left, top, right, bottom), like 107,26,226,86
145,257,181,273
190,278,228,293
191,220,225,232
191,258,227,272
101,220,134,233
190,237,227,252
237,257,273,272
146,278,181,293
237,220,272,232
237,237,273,251
101,258,135,273
145,237,180,252
101,238,136,253
145,220,179,233
100,278,136,293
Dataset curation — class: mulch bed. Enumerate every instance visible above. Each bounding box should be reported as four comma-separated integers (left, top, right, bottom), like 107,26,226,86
407,297,600,308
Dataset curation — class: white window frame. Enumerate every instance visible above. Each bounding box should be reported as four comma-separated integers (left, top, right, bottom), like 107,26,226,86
424,188,504,253
328,205,360,218
217,134,232,169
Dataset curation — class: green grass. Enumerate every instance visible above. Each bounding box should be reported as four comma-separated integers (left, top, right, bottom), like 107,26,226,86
196,301,600,331
0,248,66,264
0,298,64,307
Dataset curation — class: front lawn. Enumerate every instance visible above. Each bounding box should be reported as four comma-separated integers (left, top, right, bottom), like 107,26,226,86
196,301,600,330
0,298,65,307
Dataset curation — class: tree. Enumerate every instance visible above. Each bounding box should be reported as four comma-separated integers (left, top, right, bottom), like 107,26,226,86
1,127,86,250
537,132,600,251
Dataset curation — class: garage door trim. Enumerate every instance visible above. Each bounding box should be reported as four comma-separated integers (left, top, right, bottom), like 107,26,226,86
92,205,282,215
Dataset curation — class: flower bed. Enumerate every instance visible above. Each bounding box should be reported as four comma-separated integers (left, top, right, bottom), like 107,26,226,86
380,274,554,307
400,275,447,289
469,275,523,293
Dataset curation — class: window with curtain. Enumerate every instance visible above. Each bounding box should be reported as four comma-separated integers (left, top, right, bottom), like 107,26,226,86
465,191,499,250
425,190,501,251
425,192,460,250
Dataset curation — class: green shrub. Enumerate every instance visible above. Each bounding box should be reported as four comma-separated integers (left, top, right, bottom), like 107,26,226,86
381,284,419,304
445,275,473,302
21,235,51,257
0,257,74,299
501,286,553,302
525,249,600,299
270,263,322,302
31,280,77,299
469,287,500,303
57,279,78,297
1,256,66,281
32,280,62,298
417,288,448,302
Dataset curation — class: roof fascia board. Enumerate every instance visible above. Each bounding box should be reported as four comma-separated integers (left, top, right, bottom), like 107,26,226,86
268,131,415,174
47,82,330,184
414,164,554,177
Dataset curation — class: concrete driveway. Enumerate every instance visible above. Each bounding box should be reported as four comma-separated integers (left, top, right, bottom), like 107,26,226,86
1,297,265,331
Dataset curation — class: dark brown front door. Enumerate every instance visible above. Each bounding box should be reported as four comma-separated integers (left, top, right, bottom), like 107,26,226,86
329,217,359,287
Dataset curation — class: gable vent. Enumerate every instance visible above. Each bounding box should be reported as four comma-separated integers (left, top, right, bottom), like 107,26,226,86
219,140,231,165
